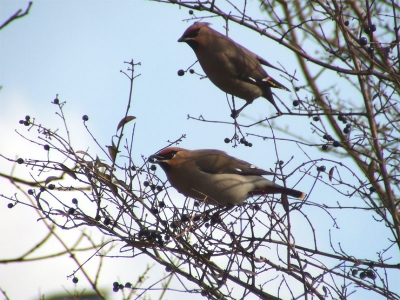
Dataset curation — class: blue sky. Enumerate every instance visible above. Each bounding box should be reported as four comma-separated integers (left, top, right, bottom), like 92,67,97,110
1,1,399,299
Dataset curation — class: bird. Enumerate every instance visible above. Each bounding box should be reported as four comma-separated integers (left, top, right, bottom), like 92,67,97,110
178,22,291,117
149,147,306,206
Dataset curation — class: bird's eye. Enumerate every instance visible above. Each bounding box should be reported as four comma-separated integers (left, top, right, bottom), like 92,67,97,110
187,28,200,38
163,151,178,160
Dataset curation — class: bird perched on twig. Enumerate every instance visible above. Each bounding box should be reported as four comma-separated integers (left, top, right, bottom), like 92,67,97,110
178,22,291,117
149,147,305,206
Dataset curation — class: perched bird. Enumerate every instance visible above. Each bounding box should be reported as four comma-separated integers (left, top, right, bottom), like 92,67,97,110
178,22,291,116
149,147,305,206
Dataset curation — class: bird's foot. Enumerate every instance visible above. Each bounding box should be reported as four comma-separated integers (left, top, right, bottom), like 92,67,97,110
230,110,240,119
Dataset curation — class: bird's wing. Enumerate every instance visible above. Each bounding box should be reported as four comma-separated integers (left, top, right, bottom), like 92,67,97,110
223,44,267,81
194,150,275,176
223,45,290,91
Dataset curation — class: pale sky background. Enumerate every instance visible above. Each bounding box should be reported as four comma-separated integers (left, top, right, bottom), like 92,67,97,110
0,1,399,300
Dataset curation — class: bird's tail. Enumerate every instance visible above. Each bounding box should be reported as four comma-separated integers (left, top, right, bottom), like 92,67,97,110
262,76,290,91
251,183,306,200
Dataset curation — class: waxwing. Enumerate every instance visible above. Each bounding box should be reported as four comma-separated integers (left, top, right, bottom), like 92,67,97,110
178,22,290,116
149,147,305,206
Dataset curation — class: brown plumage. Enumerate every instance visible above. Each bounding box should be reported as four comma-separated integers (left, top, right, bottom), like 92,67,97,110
149,147,306,206
178,22,290,116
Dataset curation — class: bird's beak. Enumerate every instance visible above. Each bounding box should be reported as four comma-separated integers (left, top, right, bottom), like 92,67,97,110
177,36,189,43
148,154,159,164
149,154,167,164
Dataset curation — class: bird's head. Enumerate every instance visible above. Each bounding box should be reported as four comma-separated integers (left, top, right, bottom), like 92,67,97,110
148,147,185,172
178,22,211,50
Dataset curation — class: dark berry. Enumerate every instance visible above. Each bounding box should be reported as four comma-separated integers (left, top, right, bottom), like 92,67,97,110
104,217,111,225
44,145,50,151
194,201,200,207
313,116,320,121
366,270,376,279
143,181,149,187
48,184,55,190
369,186,376,193
17,158,24,164
125,282,132,288
224,138,230,143
359,37,368,46
165,265,172,272
364,27,371,34
28,189,34,195
322,144,328,151
181,214,190,222
82,115,89,121
368,47,374,54
19,120,24,124
72,198,78,204
72,277,78,283
112,287,119,292
95,215,101,221
40,187,45,192
7,203,14,209
159,201,165,208
188,10,193,15
68,207,75,214
333,141,340,147
150,184,156,191
193,214,201,221
152,208,159,214
254,204,260,210
343,127,350,134
150,165,157,171
293,100,299,106
240,137,246,144
201,290,207,296
189,69,194,74
317,166,326,172
118,284,124,290
156,185,163,192
53,98,59,104
344,20,349,26
25,115,30,121
360,271,367,279
177,69,185,76
352,269,358,276
248,143,253,147
24,120,30,126
370,24,376,32
113,282,119,288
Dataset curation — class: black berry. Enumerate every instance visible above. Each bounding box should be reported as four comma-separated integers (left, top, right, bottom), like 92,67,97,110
359,37,368,46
